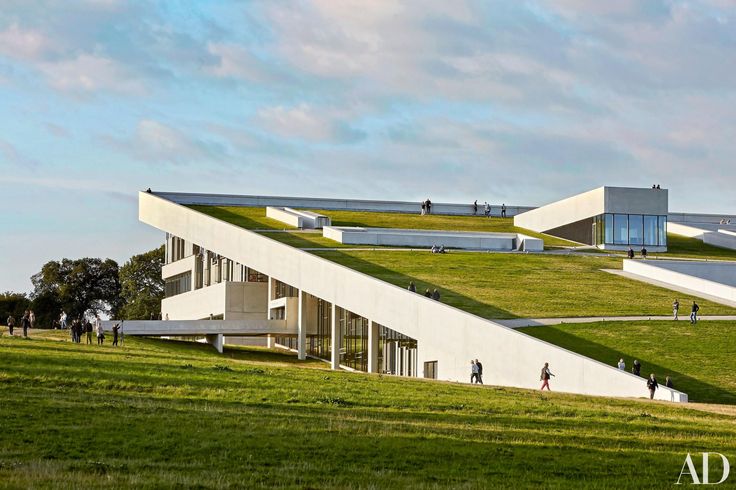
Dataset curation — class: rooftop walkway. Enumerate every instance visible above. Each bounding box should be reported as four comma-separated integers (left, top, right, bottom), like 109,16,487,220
497,315,736,328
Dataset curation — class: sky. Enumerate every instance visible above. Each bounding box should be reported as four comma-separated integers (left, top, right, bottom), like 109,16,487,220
1,0,735,293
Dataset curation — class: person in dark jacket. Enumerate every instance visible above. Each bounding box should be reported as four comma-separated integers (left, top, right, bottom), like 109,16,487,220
647,374,659,399
690,302,700,324
21,310,30,338
475,359,484,385
112,323,120,347
408,281,416,293
632,359,641,376
431,289,441,301
424,289,431,298
665,376,673,389
6,315,15,336
86,321,93,345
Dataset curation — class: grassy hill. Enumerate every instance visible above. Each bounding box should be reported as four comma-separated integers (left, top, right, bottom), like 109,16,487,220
1,330,735,488
521,320,736,405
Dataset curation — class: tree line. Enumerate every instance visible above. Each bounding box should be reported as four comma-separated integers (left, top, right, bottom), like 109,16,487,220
1,246,164,327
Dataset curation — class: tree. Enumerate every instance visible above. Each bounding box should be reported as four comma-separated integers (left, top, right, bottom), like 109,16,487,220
118,246,164,320
30,258,122,325
0,292,30,323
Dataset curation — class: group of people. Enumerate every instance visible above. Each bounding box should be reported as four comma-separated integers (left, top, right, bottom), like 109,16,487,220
430,244,446,254
472,200,506,218
420,199,432,215
4,310,35,337
719,218,732,225
651,184,662,189
616,358,673,399
68,315,122,346
407,282,441,301
627,246,648,259
470,359,483,384
672,298,699,323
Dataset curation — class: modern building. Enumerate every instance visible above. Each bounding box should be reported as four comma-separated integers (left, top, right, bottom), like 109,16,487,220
514,186,669,251
129,189,687,403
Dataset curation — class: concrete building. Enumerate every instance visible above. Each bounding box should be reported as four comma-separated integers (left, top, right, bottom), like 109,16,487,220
130,190,687,403
514,186,669,251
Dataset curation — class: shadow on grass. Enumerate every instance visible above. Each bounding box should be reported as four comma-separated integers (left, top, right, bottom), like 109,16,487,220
521,325,736,405
189,205,285,231
313,249,519,319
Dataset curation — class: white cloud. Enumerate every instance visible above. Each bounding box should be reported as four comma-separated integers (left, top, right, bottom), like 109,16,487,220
0,23,51,60
37,53,147,96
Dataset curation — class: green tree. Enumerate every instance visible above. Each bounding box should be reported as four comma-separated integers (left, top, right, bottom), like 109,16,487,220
30,258,122,325
118,246,164,320
0,292,31,324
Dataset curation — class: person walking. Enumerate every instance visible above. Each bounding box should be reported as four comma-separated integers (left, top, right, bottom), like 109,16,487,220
617,358,625,370
431,289,440,301
672,299,679,320
470,360,479,384
475,359,484,385
29,310,36,329
631,359,641,376
665,376,673,389
420,201,426,216
540,362,554,390
473,200,478,215
424,289,431,298
86,320,93,345
426,198,432,215
647,374,659,399
60,310,68,330
501,203,507,218
640,247,648,259
6,315,15,336
408,281,416,292
690,301,699,324
21,310,30,338
94,315,104,345
627,247,635,259
112,323,120,347
484,202,490,217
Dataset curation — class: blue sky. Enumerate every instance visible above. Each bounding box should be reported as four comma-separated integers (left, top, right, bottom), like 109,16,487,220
1,0,735,293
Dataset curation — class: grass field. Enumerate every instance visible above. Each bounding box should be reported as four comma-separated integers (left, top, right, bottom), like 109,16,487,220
521,320,736,405
313,250,736,319
189,205,577,248
1,330,735,489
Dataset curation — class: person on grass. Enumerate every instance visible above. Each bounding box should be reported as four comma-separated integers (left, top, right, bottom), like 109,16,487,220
95,315,104,345
475,359,484,385
408,281,416,293
617,358,625,370
112,323,120,347
86,320,93,344
632,359,641,376
6,315,15,336
21,310,30,338
540,362,554,391
690,301,700,324
647,374,659,399
672,299,679,320
470,360,479,384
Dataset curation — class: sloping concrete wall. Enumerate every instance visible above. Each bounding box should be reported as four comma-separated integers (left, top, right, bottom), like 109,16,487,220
623,260,736,303
155,191,533,217
140,191,686,402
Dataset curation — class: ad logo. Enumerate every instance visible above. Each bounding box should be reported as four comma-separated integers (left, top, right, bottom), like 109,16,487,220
677,453,731,485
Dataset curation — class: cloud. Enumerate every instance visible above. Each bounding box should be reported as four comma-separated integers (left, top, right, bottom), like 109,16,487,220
0,139,40,168
256,104,366,144
37,54,147,96
0,23,52,61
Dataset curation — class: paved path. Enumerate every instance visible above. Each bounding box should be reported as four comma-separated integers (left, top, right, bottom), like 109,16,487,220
496,315,736,329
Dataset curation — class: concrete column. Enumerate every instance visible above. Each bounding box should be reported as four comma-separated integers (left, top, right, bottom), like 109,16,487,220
267,335,275,349
297,290,306,360
205,333,224,354
330,304,340,370
367,320,379,373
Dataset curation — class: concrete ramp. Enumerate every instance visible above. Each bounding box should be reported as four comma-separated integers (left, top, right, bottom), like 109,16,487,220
101,319,296,353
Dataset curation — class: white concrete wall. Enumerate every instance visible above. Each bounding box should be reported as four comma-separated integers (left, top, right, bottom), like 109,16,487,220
669,212,736,224
323,226,519,250
514,186,668,233
155,191,534,217
703,231,736,251
101,319,293,336
669,222,736,251
265,207,303,228
162,255,197,279
668,222,706,238
514,187,605,232
161,281,268,321
623,260,736,303
140,191,686,402
516,234,544,252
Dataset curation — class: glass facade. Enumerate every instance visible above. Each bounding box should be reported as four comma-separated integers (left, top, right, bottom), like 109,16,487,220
338,307,368,372
165,271,191,297
593,213,667,248
306,298,332,361
378,325,417,376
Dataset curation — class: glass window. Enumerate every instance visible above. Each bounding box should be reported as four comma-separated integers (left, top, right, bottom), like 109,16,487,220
604,214,614,244
643,216,658,246
628,215,643,245
658,216,667,246
614,214,628,245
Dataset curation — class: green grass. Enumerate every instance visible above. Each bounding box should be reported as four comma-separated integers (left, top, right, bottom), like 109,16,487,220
312,250,736,319
521,320,736,405
663,234,736,260
190,205,577,248
1,330,735,488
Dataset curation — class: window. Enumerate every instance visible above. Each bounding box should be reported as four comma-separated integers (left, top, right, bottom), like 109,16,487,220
247,268,268,283
628,215,643,245
643,215,658,246
274,279,298,299
613,214,628,245
424,361,438,379
165,272,191,298
658,216,668,246
604,214,613,244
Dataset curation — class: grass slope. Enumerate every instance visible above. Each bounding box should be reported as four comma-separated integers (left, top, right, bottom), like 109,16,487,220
1,331,735,488
520,320,736,405
313,250,736,319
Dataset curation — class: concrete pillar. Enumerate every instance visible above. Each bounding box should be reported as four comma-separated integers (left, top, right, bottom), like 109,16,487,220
367,320,379,373
330,304,340,370
205,333,224,354
267,335,275,349
297,290,306,360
